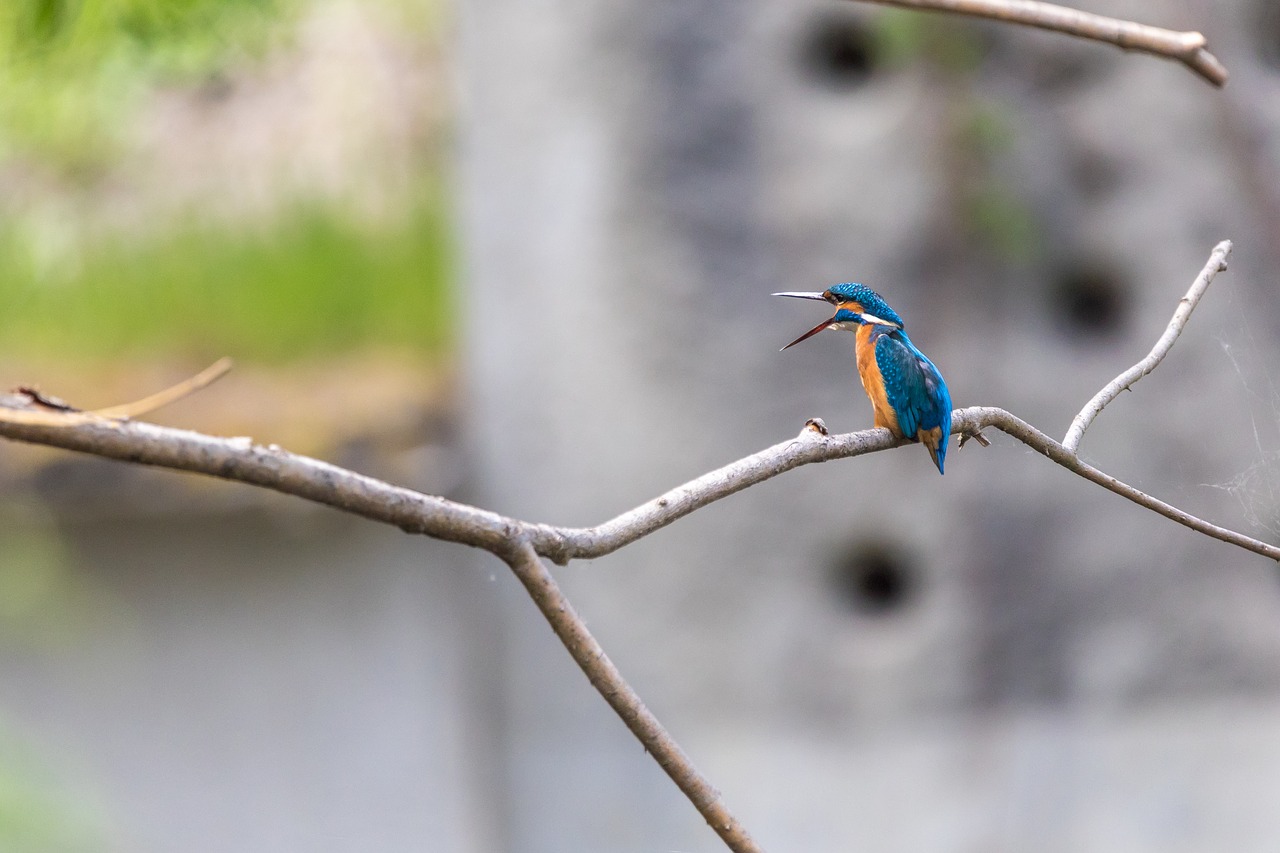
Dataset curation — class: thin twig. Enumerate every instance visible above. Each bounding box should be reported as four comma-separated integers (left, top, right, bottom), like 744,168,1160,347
1,358,234,427
0,410,523,552
957,407,1280,561
854,0,1228,86
92,357,234,419
501,541,764,853
540,422,900,563
1063,241,1232,455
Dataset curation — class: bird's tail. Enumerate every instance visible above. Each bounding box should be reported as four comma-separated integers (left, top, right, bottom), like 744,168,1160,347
919,426,947,475
929,444,945,475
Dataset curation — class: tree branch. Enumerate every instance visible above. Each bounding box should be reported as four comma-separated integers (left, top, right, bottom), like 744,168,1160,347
853,0,1228,87
0,398,1274,569
1063,240,1232,454
956,407,1280,561
0,405,524,553
0,244,1268,853
501,540,764,853
536,404,1280,565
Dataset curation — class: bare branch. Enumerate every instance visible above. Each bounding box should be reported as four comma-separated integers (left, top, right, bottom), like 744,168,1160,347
0,237,1271,853
1063,240,1232,455
538,408,1280,564
0,397,1273,563
853,0,1228,86
3,358,234,426
956,407,1280,562
540,419,896,563
0,409,526,553
501,541,764,853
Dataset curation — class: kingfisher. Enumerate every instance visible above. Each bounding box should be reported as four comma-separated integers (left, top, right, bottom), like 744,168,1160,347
775,283,953,474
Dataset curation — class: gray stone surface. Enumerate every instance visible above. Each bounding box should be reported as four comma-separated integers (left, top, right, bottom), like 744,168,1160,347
0,505,504,853
3,3,1280,852
460,0,1280,850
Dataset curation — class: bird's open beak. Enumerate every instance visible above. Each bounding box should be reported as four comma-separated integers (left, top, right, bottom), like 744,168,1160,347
773,291,837,351
779,316,836,350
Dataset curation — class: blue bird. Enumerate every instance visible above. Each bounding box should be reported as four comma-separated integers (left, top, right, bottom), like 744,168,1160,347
775,283,953,474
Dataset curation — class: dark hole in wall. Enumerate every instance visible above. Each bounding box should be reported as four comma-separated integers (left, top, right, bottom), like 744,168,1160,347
1036,55,1092,92
830,541,916,616
799,14,877,91
1051,263,1128,338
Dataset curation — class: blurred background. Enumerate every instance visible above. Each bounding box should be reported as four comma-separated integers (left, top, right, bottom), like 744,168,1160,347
2,0,1280,850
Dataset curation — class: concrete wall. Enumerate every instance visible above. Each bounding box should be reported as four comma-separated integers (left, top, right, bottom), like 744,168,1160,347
3,2,1280,852
0,476,504,853
459,0,1280,850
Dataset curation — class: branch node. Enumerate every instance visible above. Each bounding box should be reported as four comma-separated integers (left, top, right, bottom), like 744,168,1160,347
1177,31,1208,54
804,417,830,436
14,387,81,412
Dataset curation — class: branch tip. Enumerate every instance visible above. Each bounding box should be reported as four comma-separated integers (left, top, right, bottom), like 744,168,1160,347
852,0,1228,87
804,417,830,436
92,357,234,420
1063,242,1233,454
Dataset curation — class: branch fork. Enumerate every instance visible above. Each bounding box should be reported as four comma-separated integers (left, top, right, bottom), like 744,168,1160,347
0,2,1240,850
0,244,1267,853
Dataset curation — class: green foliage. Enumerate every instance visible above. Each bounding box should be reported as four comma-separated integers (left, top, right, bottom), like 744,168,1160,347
955,100,1041,263
0,0,455,363
966,184,1039,263
0,523,110,845
870,9,985,73
0,187,455,361
867,11,1041,263
0,507,74,637
0,0,296,168
0,727,110,853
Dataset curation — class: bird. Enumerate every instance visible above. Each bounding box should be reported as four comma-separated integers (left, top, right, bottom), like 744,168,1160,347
774,283,953,474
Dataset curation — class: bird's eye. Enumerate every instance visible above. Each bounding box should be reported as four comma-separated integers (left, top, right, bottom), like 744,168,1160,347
824,292,840,305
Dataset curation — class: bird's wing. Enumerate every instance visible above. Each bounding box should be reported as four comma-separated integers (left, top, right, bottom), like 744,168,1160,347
874,333,951,439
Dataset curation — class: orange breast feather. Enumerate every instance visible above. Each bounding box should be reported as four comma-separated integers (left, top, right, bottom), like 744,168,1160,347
854,325,900,435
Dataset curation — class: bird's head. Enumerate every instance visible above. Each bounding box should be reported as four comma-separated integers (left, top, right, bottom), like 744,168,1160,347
773,282,904,350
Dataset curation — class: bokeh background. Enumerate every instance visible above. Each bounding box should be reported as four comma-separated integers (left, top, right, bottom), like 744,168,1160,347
3,0,1280,850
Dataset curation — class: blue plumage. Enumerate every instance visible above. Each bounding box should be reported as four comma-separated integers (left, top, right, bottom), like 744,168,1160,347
872,326,952,473
774,282,953,474
827,283,903,327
